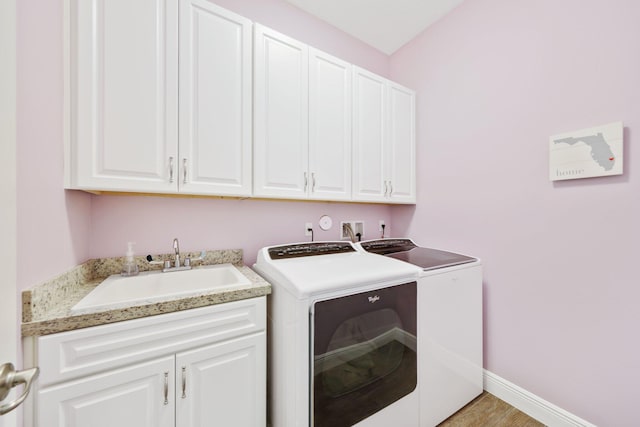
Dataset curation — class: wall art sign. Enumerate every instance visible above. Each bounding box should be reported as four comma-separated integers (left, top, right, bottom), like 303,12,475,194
549,121,623,181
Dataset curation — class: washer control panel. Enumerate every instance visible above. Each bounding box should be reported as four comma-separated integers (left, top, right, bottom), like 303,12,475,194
360,239,417,255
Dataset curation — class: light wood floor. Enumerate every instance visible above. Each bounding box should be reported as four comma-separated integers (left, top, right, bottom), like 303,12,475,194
437,392,545,427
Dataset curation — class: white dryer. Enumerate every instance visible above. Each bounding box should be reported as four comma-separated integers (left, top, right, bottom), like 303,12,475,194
253,242,422,427
357,239,483,426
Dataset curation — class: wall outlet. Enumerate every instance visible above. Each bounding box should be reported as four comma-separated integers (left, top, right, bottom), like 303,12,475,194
354,221,364,237
379,220,385,231
305,222,313,236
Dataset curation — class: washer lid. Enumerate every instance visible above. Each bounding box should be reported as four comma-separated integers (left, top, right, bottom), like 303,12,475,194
387,247,476,270
359,239,477,271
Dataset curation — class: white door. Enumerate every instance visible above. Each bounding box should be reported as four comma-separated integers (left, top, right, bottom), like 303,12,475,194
0,0,18,424
352,66,388,202
387,82,416,203
69,0,179,193
179,0,252,196
176,333,266,427
308,48,352,201
253,24,309,199
38,357,175,427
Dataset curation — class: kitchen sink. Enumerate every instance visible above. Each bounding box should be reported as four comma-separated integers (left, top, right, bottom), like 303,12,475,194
70,264,251,315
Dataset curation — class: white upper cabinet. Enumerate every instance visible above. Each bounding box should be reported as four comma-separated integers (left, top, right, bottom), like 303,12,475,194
254,26,352,201
308,48,352,201
352,67,387,202
66,0,252,196
179,0,252,196
67,0,178,193
352,67,416,203
253,25,309,199
65,3,414,203
387,82,416,203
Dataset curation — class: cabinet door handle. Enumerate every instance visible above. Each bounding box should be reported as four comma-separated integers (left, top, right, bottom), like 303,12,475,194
181,367,186,399
163,372,169,405
383,180,388,197
169,157,174,183
182,158,188,184
304,172,308,192
388,180,393,196
311,173,316,193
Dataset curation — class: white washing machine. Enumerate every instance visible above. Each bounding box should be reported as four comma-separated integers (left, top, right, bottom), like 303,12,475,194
253,242,422,427
357,239,483,427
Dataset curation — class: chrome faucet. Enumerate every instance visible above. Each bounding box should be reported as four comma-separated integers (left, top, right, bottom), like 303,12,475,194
145,239,206,273
173,238,181,268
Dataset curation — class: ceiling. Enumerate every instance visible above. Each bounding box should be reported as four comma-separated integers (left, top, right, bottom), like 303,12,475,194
284,0,465,55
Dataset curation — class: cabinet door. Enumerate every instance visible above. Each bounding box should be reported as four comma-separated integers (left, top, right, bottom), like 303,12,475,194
352,66,387,202
179,0,252,196
176,332,266,427
387,82,416,203
253,25,309,199
37,356,174,427
68,0,178,192
308,48,352,201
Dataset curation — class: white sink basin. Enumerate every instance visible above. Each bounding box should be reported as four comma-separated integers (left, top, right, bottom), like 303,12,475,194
70,264,251,315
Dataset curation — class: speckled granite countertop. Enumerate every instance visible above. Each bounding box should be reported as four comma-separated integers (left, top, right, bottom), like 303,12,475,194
22,249,271,337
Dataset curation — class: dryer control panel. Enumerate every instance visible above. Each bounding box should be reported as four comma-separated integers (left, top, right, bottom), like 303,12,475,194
268,242,355,259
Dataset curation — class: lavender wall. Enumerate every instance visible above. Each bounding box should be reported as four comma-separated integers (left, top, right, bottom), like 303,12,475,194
390,0,640,425
16,0,392,291
17,0,92,291
90,196,391,265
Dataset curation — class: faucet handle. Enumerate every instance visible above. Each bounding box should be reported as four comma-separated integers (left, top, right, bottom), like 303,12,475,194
146,255,165,266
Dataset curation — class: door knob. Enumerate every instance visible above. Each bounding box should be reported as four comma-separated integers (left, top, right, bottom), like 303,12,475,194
0,363,39,415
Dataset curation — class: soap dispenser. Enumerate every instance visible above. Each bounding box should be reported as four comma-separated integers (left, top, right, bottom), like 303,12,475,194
121,242,139,277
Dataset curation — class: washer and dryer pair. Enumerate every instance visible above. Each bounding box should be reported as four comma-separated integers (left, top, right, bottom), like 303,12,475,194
253,238,482,427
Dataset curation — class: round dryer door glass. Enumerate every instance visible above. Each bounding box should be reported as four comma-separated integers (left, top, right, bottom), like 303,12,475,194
312,282,417,427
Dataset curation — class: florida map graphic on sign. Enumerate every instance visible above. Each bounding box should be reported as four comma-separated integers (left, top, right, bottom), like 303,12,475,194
549,122,623,181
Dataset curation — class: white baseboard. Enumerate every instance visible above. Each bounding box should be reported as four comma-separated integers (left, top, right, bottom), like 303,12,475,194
483,370,596,427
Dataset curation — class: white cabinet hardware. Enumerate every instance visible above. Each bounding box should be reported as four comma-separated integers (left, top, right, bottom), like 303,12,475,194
181,367,186,399
164,371,170,405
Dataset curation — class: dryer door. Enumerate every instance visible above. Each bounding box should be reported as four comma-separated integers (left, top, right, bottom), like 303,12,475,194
311,282,417,427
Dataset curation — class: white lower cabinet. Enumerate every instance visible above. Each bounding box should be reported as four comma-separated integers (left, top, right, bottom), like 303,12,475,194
27,297,266,427
176,334,265,426
39,357,175,427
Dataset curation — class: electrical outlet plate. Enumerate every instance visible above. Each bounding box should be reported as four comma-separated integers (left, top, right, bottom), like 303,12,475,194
354,221,364,236
305,222,313,236
379,220,385,231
